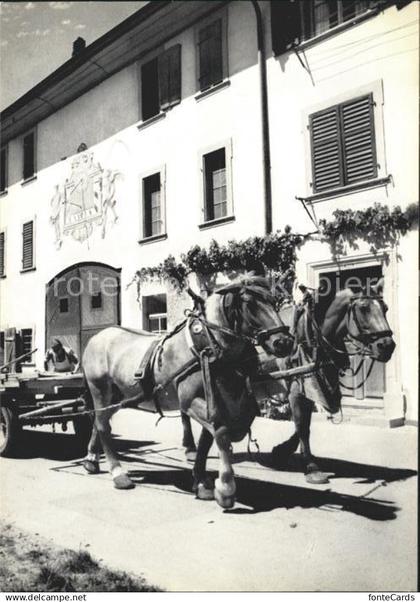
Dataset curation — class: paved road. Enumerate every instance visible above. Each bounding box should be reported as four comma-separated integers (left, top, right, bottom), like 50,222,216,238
0,411,417,591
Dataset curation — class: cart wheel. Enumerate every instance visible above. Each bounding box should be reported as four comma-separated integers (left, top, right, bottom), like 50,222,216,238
73,415,92,446
0,405,21,457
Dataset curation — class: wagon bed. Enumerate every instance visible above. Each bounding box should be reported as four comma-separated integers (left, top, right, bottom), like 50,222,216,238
0,370,90,457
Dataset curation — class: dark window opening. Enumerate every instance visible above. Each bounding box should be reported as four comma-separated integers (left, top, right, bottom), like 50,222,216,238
204,148,227,221
23,131,36,180
22,220,34,270
142,294,167,333
59,298,69,313
0,231,5,277
0,331,4,366
143,172,163,238
310,94,377,193
0,147,7,192
198,19,223,91
141,45,181,121
91,292,103,310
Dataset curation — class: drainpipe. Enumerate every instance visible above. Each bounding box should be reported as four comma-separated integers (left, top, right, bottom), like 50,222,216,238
251,0,273,235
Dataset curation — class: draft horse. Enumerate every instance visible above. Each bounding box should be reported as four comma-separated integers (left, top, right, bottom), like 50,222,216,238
271,278,395,484
81,275,294,508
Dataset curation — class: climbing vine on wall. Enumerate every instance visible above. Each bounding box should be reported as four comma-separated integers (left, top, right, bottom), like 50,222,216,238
319,202,418,259
129,203,418,299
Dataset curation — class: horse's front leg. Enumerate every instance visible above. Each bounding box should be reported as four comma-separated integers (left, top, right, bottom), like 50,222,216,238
192,427,214,500
288,383,329,485
214,426,236,509
83,422,101,474
181,412,197,462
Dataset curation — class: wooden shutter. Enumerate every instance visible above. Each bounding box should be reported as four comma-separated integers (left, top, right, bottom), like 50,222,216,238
22,220,34,270
158,44,181,110
0,232,4,277
0,147,7,192
310,106,343,192
198,20,223,91
141,58,159,121
23,132,35,180
271,0,302,54
341,94,377,184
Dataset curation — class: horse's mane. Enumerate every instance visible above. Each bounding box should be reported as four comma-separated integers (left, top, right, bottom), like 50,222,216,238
321,288,354,337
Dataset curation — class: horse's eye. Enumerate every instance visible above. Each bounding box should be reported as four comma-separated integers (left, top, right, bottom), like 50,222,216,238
383,303,388,313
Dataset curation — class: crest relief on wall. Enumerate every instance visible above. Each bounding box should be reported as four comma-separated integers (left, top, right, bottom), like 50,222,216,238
50,147,121,247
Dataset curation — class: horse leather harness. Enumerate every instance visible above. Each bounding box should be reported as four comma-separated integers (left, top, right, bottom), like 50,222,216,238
133,283,278,423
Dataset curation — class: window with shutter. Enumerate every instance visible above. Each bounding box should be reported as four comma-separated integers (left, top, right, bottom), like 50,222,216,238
0,232,5,277
0,146,7,193
310,94,377,192
141,45,181,121
22,220,34,270
23,131,36,180
198,19,223,91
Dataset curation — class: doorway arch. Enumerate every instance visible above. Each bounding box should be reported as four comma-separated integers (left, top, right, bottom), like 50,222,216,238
45,262,121,360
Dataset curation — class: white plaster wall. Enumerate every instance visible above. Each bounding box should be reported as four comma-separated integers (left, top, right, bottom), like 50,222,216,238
0,1,265,365
267,2,419,421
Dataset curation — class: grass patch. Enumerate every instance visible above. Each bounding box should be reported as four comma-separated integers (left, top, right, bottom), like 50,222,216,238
0,522,161,592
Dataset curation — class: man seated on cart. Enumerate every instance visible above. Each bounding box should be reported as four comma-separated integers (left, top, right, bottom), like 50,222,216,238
44,339,80,373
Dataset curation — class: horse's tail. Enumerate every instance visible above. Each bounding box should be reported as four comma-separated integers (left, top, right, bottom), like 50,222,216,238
81,371,94,411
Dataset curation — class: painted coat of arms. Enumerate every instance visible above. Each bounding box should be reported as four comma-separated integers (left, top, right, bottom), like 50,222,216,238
50,150,121,247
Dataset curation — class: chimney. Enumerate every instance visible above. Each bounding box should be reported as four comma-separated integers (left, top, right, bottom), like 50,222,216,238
72,37,86,57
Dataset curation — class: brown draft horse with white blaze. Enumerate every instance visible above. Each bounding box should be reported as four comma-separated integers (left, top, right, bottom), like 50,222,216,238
270,277,395,484
81,275,294,508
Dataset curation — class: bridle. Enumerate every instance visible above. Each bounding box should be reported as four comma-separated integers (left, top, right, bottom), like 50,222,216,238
345,295,393,353
218,284,291,347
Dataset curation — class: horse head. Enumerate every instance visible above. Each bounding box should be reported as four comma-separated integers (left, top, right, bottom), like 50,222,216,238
214,274,294,357
325,278,395,363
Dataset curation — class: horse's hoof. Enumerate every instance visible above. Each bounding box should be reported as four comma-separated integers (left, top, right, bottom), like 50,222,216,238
305,471,329,485
185,449,197,463
214,489,235,509
113,474,135,490
196,482,215,500
82,459,99,474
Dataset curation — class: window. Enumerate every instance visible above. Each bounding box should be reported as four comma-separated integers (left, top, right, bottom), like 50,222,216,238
20,328,33,361
90,292,103,310
142,294,167,334
22,220,34,270
202,147,231,222
59,298,69,313
23,130,36,180
142,171,165,238
0,146,7,193
309,94,377,193
271,1,384,54
302,1,372,40
0,231,5,277
141,45,181,121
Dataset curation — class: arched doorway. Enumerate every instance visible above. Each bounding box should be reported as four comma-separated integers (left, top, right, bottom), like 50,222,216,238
46,263,121,361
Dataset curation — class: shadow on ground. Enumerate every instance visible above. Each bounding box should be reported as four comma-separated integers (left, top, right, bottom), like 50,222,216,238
12,431,416,522
10,429,156,462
